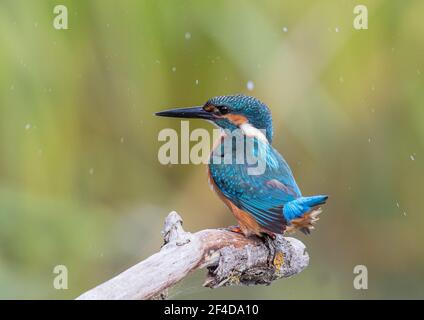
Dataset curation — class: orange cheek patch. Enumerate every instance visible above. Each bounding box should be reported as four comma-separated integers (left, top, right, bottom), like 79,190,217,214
223,114,248,126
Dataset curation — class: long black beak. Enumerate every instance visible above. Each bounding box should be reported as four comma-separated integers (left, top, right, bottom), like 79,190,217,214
155,106,215,120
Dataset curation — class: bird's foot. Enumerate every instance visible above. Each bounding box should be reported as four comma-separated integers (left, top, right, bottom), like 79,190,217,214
227,225,244,235
260,231,276,240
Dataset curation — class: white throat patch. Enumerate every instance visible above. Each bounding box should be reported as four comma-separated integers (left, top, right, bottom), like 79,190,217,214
240,123,268,143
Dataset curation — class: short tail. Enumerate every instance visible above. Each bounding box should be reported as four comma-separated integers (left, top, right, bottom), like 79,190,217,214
283,195,328,234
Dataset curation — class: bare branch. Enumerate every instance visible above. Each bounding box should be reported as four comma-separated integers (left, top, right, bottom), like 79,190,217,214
76,211,309,300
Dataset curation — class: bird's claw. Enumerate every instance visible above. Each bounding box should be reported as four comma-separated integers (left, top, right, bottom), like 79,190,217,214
227,225,244,235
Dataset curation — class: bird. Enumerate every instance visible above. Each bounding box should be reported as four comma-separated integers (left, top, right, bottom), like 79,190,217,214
156,94,327,237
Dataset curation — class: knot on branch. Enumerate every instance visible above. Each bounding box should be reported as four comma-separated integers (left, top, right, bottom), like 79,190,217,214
161,211,192,246
203,233,309,288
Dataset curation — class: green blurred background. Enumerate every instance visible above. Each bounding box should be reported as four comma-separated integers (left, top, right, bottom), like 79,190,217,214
0,0,423,299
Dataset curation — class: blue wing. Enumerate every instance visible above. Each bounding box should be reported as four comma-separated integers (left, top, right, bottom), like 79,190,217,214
209,137,302,233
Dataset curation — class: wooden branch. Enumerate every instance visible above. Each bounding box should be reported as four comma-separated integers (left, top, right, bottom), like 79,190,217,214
76,211,309,300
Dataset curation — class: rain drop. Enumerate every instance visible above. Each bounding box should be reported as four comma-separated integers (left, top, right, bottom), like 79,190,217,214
246,81,255,91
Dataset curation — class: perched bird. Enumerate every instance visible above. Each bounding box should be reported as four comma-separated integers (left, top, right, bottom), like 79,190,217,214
156,94,327,237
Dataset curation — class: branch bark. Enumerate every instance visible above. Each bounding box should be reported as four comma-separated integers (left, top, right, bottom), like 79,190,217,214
76,211,309,300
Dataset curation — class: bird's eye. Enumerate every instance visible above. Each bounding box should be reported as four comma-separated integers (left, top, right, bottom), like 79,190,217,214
217,105,229,115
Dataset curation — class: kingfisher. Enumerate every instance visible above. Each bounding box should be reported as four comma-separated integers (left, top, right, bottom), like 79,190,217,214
156,94,327,237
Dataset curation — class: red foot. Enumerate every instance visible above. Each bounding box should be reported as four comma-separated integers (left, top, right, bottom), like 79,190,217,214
260,231,276,240
227,225,244,235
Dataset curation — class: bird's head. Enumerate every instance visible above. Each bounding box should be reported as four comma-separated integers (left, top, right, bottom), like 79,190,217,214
156,94,273,143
